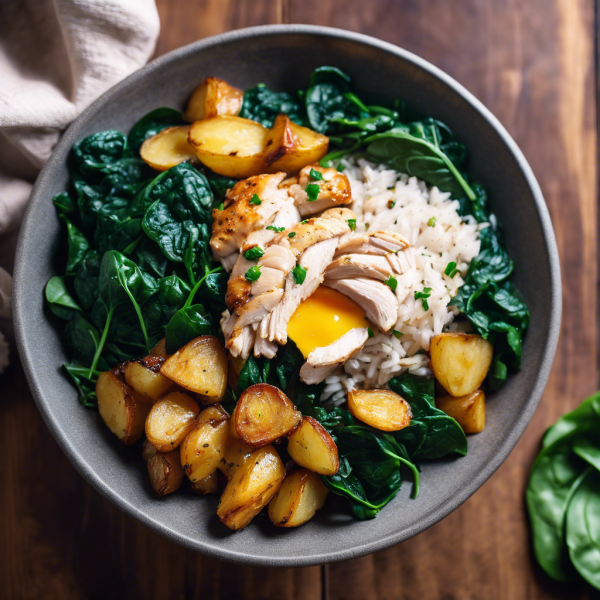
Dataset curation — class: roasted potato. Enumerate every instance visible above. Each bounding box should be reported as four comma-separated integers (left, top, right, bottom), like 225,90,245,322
217,445,286,530
268,469,328,527
124,357,174,402
347,389,412,432
147,448,184,497
96,371,150,445
145,391,200,452
142,438,158,462
150,338,169,358
180,419,229,482
191,472,219,495
235,383,302,447
430,333,493,397
436,389,486,434
183,77,243,122
287,416,339,476
188,116,268,178
140,125,197,171
197,403,229,424
263,114,329,174
161,335,227,403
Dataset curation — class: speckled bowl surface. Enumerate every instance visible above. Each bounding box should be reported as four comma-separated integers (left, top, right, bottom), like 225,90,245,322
13,25,561,566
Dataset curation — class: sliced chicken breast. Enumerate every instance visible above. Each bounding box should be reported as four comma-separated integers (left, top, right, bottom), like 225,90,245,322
324,277,399,332
210,172,288,258
259,245,296,272
299,327,369,385
386,247,416,275
368,230,410,253
333,229,410,258
268,237,339,344
325,254,394,281
290,165,352,217
251,266,286,296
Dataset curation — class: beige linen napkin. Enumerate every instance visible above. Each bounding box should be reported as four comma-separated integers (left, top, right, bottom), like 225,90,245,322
0,0,160,372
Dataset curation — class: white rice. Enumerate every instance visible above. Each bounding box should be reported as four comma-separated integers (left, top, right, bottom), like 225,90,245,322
321,156,488,406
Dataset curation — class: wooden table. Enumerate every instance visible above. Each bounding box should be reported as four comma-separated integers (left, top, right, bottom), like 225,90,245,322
1,1,598,598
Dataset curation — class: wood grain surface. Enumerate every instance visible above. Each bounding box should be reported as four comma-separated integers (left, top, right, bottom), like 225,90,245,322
0,0,598,598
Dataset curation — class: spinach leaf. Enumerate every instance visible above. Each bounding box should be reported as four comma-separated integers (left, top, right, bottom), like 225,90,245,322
237,355,264,392
63,363,99,408
573,436,600,472
526,438,587,581
296,383,353,432
53,192,77,215
543,392,600,449
63,219,90,276
45,276,81,320
566,467,600,589
239,84,306,128
413,413,467,460
165,304,211,353
72,130,128,176
73,250,101,312
143,275,191,342
127,107,184,153
205,173,238,201
64,313,100,365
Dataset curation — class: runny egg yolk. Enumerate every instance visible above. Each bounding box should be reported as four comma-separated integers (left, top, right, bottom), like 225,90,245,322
287,286,367,358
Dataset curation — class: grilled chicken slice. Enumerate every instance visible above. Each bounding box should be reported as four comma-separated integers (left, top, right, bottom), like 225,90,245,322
254,331,279,359
334,229,410,258
325,277,399,332
325,254,394,281
299,327,369,385
386,247,416,275
267,211,354,259
210,172,288,259
251,266,286,296
290,165,352,217
268,237,339,344
368,230,410,254
259,245,296,272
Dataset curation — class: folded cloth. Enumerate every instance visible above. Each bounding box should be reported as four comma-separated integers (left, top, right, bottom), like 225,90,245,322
0,0,160,372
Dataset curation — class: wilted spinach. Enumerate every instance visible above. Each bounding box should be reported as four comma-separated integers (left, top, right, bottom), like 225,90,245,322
239,84,306,128
127,107,185,153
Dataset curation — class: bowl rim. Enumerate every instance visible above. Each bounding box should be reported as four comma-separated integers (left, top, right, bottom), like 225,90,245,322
13,23,562,566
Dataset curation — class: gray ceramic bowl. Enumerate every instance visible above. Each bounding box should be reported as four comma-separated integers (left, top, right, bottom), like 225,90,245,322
13,25,561,566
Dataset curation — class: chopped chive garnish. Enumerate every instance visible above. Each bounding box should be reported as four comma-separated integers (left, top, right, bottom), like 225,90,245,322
428,217,436,227
292,264,307,284
367,327,374,338
414,287,432,311
388,200,396,209
216,202,224,211
306,183,320,202
309,168,324,181
445,261,459,278
347,219,356,231
288,232,297,238
384,276,398,291
302,219,310,224
266,225,285,233
244,246,264,260
244,265,262,282
392,330,404,338
337,163,345,172
365,223,370,231
250,194,262,205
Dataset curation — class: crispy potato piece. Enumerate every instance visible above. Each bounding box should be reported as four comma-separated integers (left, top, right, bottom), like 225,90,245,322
96,371,150,445
347,389,412,432
197,404,229,424
188,116,268,178
183,77,243,122
140,125,197,171
180,419,230,482
217,445,286,530
268,468,328,527
142,438,158,462
145,392,200,452
124,357,174,402
436,389,486,434
147,448,184,497
150,338,169,358
263,115,329,174
191,472,219,495
287,416,339,476
430,333,493,397
235,383,302,447
161,336,227,403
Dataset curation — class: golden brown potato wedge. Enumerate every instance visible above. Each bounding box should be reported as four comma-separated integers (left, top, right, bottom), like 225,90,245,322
287,416,339,476
180,419,230,482
268,468,328,527
183,77,243,122
161,336,227,403
191,472,219,495
235,383,302,447
150,338,169,358
96,371,150,445
430,333,493,397
217,445,286,530
147,448,184,497
197,404,229,424
124,358,174,402
142,438,158,462
140,125,197,171
347,389,412,432
263,115,329,174
145,391,200,452
436,389,486,434
188,116,268,178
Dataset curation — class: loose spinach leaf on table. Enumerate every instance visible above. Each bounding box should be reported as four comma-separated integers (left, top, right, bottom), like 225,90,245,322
543,392,600,449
